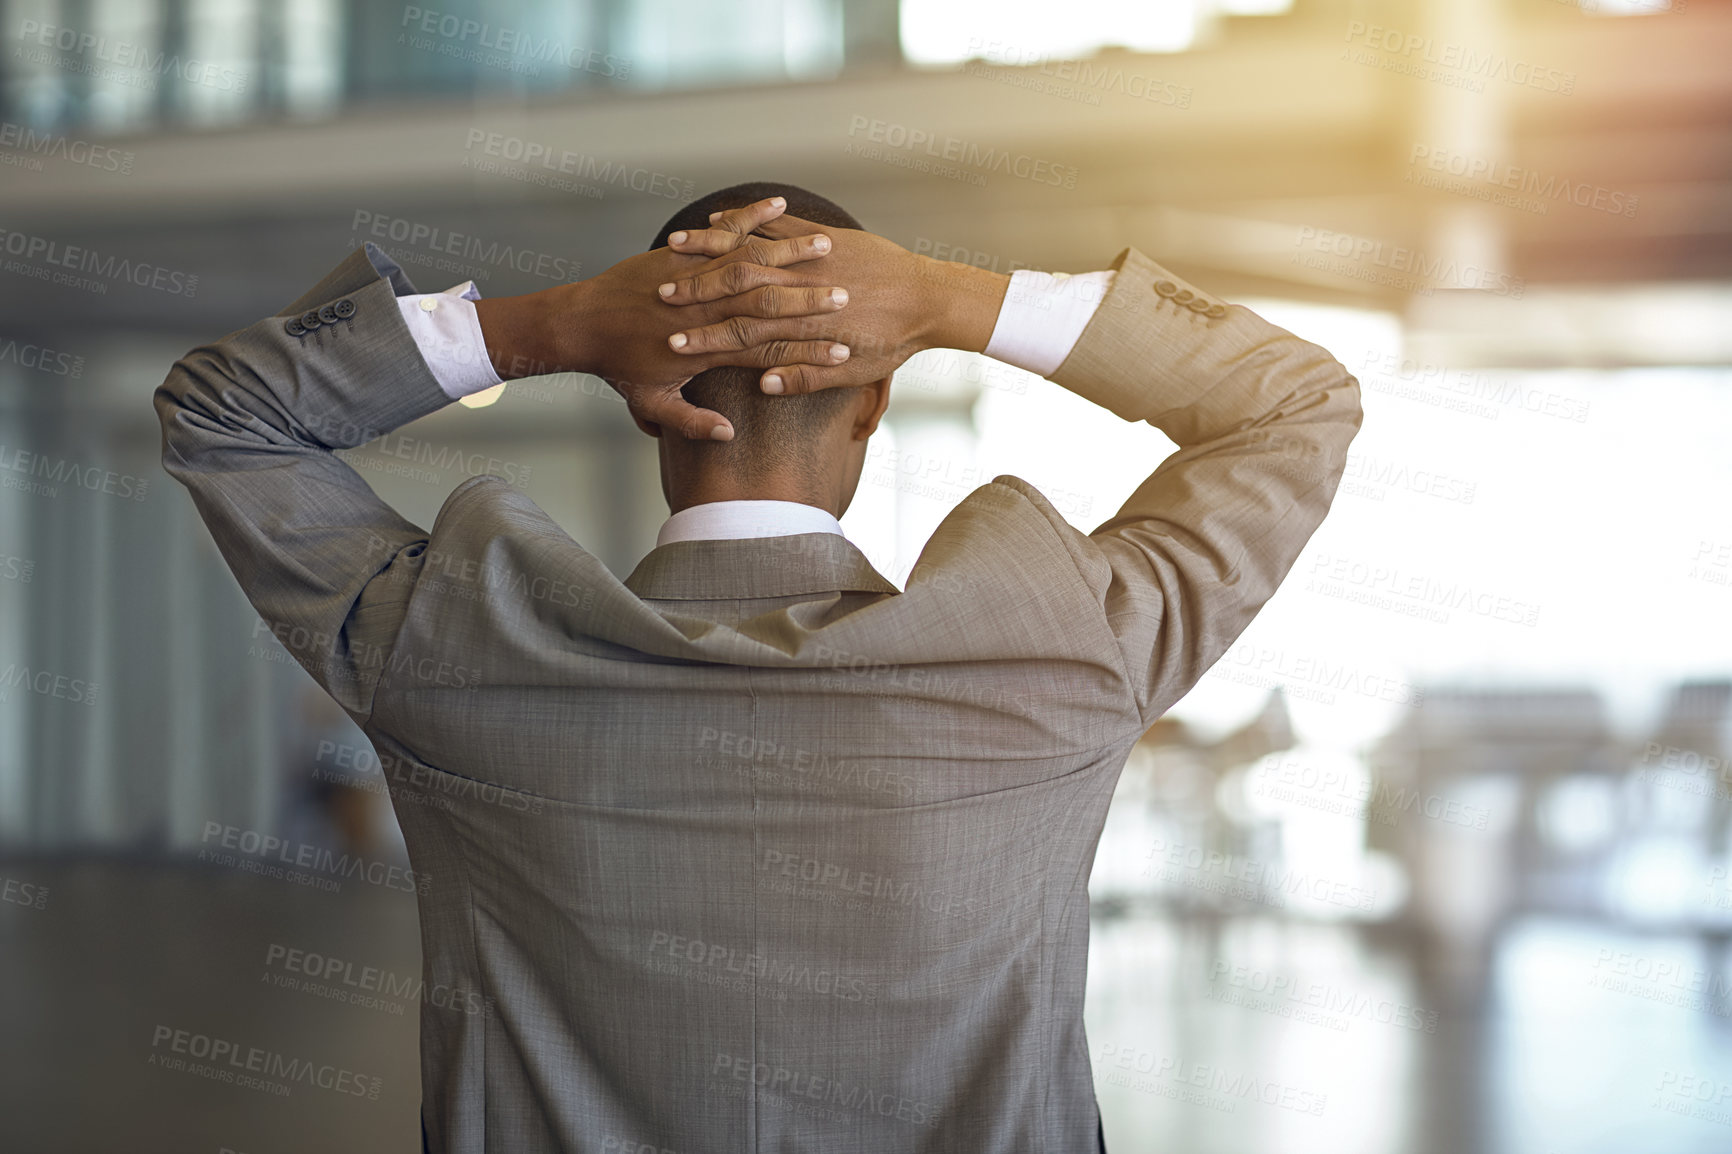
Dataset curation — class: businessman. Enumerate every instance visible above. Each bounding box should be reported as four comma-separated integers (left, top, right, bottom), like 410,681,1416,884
156,184,1362,1153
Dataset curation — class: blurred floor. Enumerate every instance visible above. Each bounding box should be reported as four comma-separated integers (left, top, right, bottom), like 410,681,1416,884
6,857,1732,1153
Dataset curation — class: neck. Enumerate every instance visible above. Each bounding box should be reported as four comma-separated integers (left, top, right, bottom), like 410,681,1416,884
666,473,840,518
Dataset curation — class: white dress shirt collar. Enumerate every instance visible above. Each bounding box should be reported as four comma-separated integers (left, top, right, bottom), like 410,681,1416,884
654,499,845,548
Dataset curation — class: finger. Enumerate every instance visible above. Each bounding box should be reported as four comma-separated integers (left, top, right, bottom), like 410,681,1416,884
726,284,848,319
758,361,881,395
657,240,833,304
664,196,787,257
669,313,848,356
663,278,849,321
667,218,831,263
722,233,832,271
719,340,853,371
753,212,827,241
634,393,735,442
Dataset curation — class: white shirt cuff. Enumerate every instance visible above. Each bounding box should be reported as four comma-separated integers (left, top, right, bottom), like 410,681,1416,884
983,269,1115,377
397,281,505,400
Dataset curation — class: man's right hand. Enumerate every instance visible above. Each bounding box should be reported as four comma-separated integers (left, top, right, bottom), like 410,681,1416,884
656,214,1010,396
476,196,856,441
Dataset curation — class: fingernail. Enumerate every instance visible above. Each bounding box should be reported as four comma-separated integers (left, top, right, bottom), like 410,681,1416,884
813,235,831,253
708,212,721,223
770,197,785,209
710,425,733,442
830,288,848,306
668,333,687,350
830,344,849,361
669,231,687,245
762,374,784,394
657,283,676,298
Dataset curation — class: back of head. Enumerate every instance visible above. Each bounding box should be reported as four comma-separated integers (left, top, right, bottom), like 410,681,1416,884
649,182,866,483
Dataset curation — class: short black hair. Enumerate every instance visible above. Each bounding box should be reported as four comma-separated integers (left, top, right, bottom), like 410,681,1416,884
650,182,865,483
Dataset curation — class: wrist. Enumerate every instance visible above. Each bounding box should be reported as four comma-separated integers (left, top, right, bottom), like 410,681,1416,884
916,256,1008,354
473,284,581,380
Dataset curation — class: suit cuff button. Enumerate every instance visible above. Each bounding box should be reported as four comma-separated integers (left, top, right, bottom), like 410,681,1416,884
1153,280,1178,298
334,298,356,319
299,310,323,330
285,318,307,337
318,304,341,324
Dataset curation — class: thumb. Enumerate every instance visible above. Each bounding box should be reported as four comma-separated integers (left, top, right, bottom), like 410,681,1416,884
634,391,734,442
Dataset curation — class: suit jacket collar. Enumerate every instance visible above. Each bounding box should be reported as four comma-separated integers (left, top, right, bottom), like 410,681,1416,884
623,532,900,600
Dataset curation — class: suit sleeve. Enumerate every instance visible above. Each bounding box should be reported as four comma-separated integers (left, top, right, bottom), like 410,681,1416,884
1038,247,1364,726
152,242,455,725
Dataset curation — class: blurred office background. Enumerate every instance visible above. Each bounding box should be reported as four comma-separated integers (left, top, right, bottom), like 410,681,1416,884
1,0,1730,1150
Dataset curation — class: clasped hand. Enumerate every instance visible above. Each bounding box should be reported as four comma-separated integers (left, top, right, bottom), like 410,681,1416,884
557,197,964,441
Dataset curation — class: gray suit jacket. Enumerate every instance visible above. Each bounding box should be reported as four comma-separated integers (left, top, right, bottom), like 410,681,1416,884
155,241,1362,1153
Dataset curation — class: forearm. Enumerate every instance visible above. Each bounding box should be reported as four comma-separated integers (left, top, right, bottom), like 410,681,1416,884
471,282,587,380
915,257,1008,355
